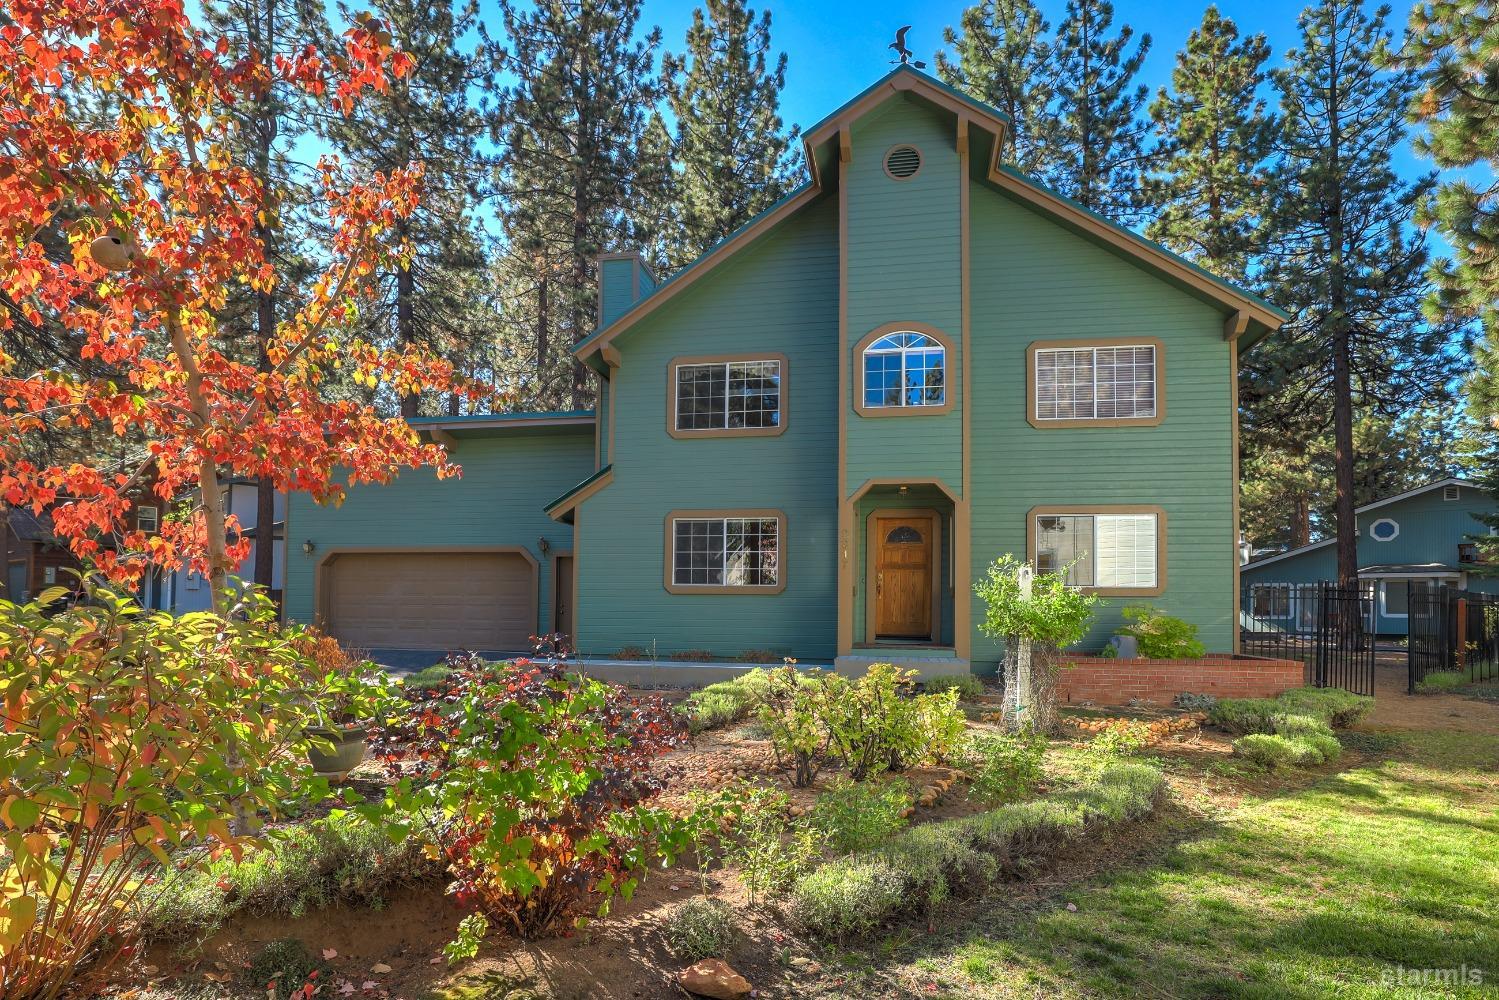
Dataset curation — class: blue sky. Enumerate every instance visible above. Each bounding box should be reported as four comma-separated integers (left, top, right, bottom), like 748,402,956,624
622,0,1435,199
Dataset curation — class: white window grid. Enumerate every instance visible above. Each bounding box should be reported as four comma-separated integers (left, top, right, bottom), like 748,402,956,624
672,517,779,587
136,505,159,533
675,360,781,431
862,333,946,408
1035,345,1156,421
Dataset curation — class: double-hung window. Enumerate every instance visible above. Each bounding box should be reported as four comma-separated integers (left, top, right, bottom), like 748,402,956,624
1031,340,1162,426
1031,507,1164,594
666,512,784,593
671,356,784,436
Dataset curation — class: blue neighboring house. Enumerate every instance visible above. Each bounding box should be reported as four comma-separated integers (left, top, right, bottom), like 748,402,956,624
1239,478,1499,636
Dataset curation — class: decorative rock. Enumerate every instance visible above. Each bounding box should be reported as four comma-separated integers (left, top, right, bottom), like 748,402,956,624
678,958,751,999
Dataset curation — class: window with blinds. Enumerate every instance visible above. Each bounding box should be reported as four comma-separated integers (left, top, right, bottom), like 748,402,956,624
1035,512,1159,589
1034,344,1156,422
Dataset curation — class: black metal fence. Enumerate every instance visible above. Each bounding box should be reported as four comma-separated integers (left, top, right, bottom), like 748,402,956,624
1408,583,1499,693
1240,581,1376,696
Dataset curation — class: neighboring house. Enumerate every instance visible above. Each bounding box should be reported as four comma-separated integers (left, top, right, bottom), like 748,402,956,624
282,67,1287,675
158,479,286,614
3,497,164,603
1240,478,1499,636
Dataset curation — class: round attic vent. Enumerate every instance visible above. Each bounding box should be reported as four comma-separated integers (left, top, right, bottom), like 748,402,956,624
884,144,922,179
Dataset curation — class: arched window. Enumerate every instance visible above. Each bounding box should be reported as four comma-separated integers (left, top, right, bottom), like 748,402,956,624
862,332,946,409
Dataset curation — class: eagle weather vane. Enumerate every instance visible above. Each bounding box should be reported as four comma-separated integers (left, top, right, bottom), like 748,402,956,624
888,25,926,69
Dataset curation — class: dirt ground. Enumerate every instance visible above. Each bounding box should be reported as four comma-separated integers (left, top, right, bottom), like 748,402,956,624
1364,656,1499,734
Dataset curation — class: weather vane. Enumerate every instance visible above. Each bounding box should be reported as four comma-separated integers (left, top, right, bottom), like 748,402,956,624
888,26,926,69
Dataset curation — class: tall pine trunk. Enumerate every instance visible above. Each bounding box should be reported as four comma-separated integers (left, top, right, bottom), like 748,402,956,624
1326,24,1358,589
249,0,277,592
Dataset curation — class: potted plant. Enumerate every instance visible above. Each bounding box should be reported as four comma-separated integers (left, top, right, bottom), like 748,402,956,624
288,629,394,779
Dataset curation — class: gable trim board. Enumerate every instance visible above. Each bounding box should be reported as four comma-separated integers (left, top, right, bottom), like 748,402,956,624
575,68,1286,373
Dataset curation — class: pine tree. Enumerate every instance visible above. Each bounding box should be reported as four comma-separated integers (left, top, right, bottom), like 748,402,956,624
491,0,662,409
1252,0,1464,585
1402,0,1499,342
203,0,329,586
654,0,799,271
1243,409,1461,550
937,0,1055,174
323,0,492,419
1144,6,1277,280
1045,0,1152,223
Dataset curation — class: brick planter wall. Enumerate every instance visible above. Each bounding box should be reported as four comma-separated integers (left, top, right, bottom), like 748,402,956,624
1056,655,1304,706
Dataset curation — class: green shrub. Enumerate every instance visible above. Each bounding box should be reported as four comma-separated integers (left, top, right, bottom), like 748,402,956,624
878,821,996,915
670,649,718,662
724,785,822,902
757,667,840,787
965,732,1045,806
143,813,438,942
1276,687,1373,728
401,664,453,693
924,674,987,701
614,645,650,660
790,857,908,939
823,664,968,779
737,649,784,664
1089,719,1154,760
1116,605,1206,658
243,938,328,991
791,763,1164,937
676,679,759,734
1414,671,1468,693
1173,692,1218,712
808,777,912,852
663,896,737,961
1211,688,1372,734
1232,732,1340,768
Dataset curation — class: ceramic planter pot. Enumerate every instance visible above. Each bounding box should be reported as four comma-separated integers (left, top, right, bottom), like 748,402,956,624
306,723,367,779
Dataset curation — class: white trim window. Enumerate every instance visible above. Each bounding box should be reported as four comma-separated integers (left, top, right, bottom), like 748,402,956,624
1380,580,1410,618
1251,584,1292,618
675,360,781,431
672,516,780,587
136,505,159,533
1035,344,1156,421
1036,513,1159,589
862,333,946,408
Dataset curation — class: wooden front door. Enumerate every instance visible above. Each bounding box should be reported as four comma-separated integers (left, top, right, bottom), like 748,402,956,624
553,555,574,647
875,515,934,639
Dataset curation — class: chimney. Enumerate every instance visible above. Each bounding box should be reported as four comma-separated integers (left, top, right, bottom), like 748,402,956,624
596,252,657,330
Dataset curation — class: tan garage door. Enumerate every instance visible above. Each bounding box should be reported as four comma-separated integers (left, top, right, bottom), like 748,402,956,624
324,551,535,652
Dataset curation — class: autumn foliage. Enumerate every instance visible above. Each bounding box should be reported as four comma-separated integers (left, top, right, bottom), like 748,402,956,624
0,0,487,599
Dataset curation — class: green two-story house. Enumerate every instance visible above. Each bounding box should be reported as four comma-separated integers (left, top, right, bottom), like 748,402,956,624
283,67,1287,676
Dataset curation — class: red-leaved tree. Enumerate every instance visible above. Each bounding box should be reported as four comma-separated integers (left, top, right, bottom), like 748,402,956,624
0,0,489,612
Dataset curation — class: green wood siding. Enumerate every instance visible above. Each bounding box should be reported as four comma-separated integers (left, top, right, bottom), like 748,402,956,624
574,196,840,660
844,96,963,492
967,182,1238,661
283,427,595,635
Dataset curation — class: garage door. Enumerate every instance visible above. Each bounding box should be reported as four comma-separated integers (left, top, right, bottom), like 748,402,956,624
324,551,535,652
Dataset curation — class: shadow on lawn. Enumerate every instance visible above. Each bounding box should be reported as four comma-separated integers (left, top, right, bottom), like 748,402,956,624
800,738,1499,1000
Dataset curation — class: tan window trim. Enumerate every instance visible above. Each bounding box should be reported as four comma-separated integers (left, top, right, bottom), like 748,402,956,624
853,322,956,418
1026,337,1166,429
666,353,789,439
663,509,787,595
1026,504,1167,597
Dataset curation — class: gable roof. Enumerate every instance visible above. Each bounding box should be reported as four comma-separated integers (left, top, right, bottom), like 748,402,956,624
575,66,1286,369
1244,478,1486,570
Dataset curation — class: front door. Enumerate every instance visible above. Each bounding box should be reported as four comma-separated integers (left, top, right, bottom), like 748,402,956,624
875,515,933,640
553,555,575,648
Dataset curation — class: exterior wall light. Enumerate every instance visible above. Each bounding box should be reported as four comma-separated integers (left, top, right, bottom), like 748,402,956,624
302,540,315,555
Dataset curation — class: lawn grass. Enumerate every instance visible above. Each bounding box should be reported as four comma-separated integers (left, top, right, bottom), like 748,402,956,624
814,730,1499,999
